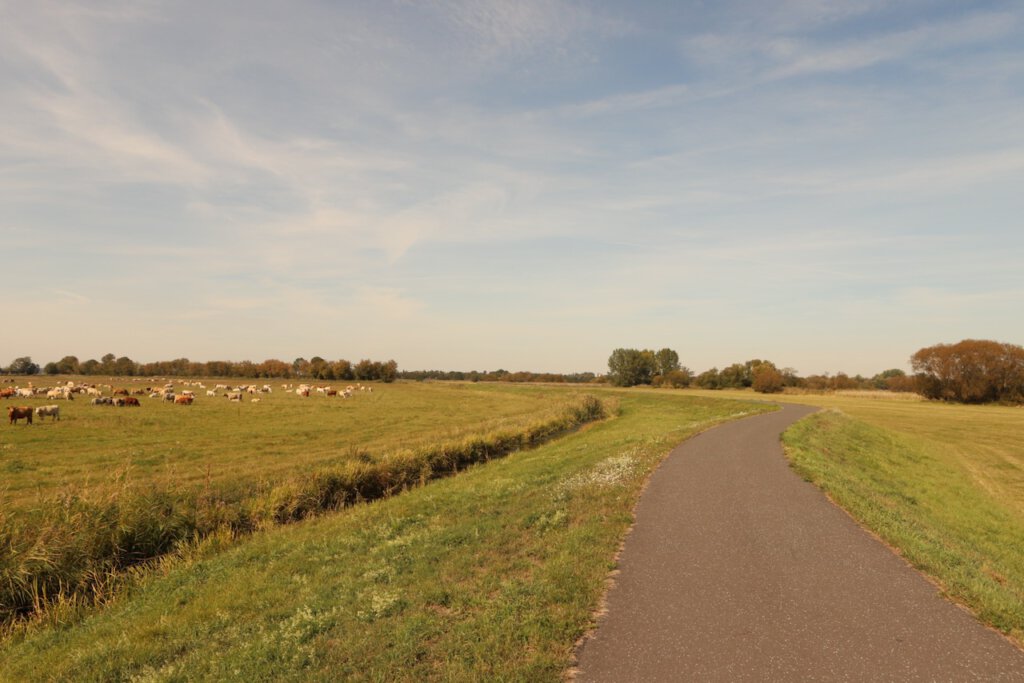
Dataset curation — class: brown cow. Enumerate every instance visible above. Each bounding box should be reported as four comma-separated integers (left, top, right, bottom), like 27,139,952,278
124,397,140,407
8,406,33,425
0,388,14,399
174,395,194,405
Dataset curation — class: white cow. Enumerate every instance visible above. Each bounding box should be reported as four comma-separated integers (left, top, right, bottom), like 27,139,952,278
35,405,60,421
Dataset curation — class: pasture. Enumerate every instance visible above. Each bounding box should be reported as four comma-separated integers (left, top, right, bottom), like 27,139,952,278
1,379,582,509
0,387,768,680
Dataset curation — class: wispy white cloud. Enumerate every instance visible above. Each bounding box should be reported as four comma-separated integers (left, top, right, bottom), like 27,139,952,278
3,1,1023,374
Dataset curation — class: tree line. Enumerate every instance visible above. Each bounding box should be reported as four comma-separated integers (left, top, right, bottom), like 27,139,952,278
8,338,1021,403
398,369,598,383
1,354,398,382
608,339,1022,403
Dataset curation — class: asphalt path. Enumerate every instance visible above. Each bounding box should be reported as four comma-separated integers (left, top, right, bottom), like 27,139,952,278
574,404,1024,681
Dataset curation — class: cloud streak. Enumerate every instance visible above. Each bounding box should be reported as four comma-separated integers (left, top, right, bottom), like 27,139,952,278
3,1,1022,374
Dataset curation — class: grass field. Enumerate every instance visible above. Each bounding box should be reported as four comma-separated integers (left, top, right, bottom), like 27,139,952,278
687,387,1024,644
1,380,614,629
5,380,1021,677
0,387,769,680
1,380,580,508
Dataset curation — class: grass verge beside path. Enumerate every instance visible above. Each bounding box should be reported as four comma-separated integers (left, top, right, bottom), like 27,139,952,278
783,410,1024,644
1,392,768,681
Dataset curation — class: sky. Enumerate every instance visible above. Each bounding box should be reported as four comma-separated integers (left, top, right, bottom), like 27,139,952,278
3,1,1022,376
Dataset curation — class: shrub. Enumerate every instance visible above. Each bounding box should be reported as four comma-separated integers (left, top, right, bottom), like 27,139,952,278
752,366,784,394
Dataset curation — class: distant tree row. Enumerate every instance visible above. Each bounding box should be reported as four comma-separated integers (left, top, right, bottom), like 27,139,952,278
911,339,1024,404
691,359,797,393
398,369,598,384
605,349,919,395
2,354,398,382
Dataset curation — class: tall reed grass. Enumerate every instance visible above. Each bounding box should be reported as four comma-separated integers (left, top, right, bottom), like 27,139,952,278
0,394,607,631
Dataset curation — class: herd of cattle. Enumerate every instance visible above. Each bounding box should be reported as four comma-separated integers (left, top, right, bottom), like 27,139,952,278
3,379,378,425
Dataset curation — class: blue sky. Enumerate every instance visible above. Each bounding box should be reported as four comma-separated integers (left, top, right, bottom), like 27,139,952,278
3,1,1022,375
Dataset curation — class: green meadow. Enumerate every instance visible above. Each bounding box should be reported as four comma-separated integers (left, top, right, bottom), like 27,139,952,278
0,385,767,680
4,380,1023,679
1,381,581,507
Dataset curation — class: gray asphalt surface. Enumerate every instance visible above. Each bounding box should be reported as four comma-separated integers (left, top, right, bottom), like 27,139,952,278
574,404,1024,681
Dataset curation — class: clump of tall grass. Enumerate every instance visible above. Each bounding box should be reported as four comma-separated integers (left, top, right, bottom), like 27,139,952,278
0,394,607,631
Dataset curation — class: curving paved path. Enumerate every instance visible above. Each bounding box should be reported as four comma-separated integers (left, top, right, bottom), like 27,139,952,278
574,404,1024,681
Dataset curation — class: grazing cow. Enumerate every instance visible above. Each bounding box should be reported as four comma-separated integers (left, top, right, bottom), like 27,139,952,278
113,397,127,407
0,388,14,399
175,395,193,405
113,388,129,396
326,389,337,396
164,393,176,402
226,392,242,402
206,390,216,396
35,405,60,421
8,406,33,424
124,397,140,407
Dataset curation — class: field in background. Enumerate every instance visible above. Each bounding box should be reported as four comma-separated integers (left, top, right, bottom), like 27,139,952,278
686,386,1024,643
1,380,577,508
1,390,769,680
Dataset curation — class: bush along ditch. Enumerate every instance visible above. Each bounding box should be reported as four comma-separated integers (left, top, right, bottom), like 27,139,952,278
0,394,609,632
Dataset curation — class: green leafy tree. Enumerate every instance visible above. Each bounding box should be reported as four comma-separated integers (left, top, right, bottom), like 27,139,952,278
8,356,40,375
56,355,81,375
100,353,116,374
654,348,680,376
354,359,377,381
871,368,906,390
309,356,327,379
379,359,398,383
695,368,721,389
607,348,657,387
114,356,137,376
718,363,748,388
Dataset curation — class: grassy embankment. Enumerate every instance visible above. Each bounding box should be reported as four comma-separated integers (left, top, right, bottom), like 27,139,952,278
1,389,768,681
1,382,608,629
689,387,1024,644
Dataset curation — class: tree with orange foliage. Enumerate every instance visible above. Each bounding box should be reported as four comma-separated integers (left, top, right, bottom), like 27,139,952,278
911,339,1024,404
